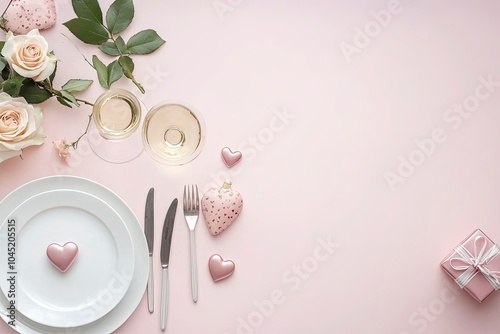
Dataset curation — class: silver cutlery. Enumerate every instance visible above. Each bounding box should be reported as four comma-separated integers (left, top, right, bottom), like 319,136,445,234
160,198,178,331
183,185,199,302
144,188,154,313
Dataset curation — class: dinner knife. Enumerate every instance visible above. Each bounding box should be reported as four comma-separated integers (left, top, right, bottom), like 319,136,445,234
145,188,154,313
161,198,178,331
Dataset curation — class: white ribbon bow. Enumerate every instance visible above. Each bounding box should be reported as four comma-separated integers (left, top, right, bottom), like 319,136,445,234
450,235,500,290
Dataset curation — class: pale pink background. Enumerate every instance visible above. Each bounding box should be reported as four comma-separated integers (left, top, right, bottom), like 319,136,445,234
1,0,500,333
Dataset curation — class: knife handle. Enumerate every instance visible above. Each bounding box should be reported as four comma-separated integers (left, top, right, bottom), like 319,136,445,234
189,230,198,302
161,267,168,331
147,256,154,313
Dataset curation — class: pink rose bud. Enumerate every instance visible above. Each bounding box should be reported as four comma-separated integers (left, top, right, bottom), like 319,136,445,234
53,139,71,163
4,0,57,35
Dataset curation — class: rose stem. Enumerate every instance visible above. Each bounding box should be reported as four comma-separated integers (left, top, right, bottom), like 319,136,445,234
0,0,14,23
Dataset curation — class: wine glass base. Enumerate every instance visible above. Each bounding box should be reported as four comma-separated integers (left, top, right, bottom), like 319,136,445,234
88,123,144,164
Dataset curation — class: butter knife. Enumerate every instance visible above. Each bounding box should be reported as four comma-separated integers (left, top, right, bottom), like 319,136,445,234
145,188,154,313
161,198,177,331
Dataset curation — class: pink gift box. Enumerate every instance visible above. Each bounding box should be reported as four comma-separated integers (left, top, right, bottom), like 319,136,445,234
440,229,500,303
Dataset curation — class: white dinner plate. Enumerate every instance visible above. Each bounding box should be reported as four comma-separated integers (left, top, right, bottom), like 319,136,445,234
0,176,149,334
0,189,135,327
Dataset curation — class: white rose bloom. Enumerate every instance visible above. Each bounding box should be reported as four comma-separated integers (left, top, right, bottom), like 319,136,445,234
1,29,57,82
0,92,46,163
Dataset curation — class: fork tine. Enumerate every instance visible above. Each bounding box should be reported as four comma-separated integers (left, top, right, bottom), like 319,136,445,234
189,185,193,211
183,185,200,214
190,185,195,211
194,185,199,210
183,185,187,211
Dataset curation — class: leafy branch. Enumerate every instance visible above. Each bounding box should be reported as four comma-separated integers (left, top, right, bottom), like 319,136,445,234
0,64,93,108
0,54,93,107
63,0,165,93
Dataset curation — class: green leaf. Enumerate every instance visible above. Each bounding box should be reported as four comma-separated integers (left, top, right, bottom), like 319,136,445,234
1,68,8,81
92,55,109,88
2,77,25,96
0,41,5,52
118,55,134,79
72,0,103,24
115,36,128,54
107,60,123,86
57,96,73,108
63,18,109,45
60,90,80,106
126,29,165,55
1,60,9,81
99,36,129,56
48,61,57,84
106,0,134,34
61,79,93,93
92,56,122,89
19,85,52,104
118,56,144,93
0,60,5,73
99,42,120,56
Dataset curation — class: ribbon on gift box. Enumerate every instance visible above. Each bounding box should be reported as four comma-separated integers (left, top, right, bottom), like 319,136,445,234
450,235,500,290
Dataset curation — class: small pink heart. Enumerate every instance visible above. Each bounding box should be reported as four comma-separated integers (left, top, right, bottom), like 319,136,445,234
221,147,242,168
209,254,235,282
46,242,79,273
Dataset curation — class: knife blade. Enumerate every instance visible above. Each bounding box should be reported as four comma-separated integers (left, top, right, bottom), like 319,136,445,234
161,198,178,331
145,188,154,313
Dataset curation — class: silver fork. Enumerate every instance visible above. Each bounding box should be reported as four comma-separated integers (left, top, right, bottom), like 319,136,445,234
183,185,199,302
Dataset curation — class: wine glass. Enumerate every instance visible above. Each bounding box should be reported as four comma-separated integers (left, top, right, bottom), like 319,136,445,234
142,102,206,165
89,88,146,163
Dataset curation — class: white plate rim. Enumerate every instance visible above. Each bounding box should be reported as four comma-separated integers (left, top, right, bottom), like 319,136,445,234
0,189,135,327
0,176,148,334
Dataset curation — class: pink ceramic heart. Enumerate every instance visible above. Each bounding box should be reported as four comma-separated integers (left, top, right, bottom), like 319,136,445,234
221,147,242,168
209,254,235,282
202,180,243,236
4,0,57,35
46,242,78,273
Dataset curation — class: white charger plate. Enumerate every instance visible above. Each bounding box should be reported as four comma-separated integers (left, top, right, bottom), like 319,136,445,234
0,189,135,327
0,176,148,334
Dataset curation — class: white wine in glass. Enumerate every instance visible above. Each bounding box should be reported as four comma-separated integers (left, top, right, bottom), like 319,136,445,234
93,89,141,140
89,88,145,163
142,103,206,165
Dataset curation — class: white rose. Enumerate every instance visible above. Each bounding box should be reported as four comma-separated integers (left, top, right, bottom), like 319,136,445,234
1,29,57,82
0,92,46,163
